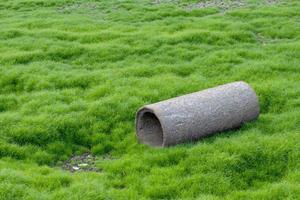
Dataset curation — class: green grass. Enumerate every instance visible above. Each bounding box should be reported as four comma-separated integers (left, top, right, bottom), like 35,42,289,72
0,0,300,199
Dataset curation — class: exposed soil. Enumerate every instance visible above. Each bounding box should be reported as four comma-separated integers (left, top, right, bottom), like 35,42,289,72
186,0,246,11
153,0,280,12
63,152,100,173
265,0,280,5
57,2,98,13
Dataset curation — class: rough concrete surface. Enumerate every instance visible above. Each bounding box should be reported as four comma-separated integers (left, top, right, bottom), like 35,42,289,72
136,81,260,147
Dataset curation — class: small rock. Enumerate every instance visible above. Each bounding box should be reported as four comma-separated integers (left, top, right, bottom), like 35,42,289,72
72,166,80,170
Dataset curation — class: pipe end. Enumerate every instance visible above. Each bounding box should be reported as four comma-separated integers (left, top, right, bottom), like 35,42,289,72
136,108,164,147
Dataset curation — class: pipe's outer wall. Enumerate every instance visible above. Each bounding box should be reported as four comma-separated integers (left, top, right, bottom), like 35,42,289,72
136,81,259,147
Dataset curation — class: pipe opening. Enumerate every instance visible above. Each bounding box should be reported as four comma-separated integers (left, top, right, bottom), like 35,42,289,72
137,110,163,147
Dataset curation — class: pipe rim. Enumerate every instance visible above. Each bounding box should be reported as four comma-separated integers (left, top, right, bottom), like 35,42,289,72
136,107,166,147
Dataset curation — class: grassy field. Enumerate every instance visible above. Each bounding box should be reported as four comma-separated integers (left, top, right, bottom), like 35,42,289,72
0,0,300,199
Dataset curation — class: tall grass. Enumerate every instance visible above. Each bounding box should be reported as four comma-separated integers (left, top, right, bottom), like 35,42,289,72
0,0,299,199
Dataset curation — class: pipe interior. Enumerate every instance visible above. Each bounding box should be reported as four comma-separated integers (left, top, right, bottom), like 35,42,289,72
137,111,163,147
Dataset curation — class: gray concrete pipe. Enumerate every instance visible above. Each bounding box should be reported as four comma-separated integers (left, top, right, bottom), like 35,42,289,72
135,81,259,147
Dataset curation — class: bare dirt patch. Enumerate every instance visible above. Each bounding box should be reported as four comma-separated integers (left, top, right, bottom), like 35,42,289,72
186,0,246,11
265,0,281,5
63,152,100,173
153,0,281,12
57,2,99,13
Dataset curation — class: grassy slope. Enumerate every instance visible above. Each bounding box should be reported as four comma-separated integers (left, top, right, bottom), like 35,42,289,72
0,0,300,199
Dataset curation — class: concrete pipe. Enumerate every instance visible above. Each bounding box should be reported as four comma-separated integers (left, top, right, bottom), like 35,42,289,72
136,81,259,147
